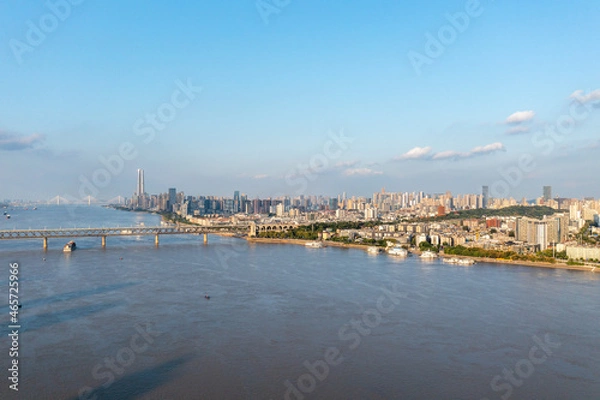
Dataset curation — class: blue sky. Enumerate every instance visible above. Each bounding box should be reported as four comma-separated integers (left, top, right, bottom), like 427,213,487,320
1,0,599,201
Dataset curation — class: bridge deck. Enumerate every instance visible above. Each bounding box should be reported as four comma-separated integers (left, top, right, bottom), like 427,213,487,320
0,225,248,240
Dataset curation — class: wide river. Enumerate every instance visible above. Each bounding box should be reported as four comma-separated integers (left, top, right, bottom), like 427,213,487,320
0,205,599,399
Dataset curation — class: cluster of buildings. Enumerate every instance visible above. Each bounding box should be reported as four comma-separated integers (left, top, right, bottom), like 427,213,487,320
124,170,600,260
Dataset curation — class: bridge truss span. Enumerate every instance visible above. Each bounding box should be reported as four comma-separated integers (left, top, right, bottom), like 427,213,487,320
0,225,250,249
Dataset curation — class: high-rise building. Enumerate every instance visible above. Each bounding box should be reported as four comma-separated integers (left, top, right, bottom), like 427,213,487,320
168,188,177,211
233,190,240,213
136,169,145,195
482,186,489,209
543,186,552,201
252,198,261,215
516,214,568,251
329,198,338,210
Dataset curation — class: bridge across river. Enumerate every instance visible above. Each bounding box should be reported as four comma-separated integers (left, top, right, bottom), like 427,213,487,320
0,225,251,249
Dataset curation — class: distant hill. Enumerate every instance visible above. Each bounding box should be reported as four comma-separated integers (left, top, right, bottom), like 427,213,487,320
426,206,563,221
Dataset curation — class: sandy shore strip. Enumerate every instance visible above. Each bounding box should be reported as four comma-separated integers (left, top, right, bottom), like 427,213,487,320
245,237,598,273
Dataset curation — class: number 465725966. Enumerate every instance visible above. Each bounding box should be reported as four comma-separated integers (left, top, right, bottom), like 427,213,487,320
9,263,19,318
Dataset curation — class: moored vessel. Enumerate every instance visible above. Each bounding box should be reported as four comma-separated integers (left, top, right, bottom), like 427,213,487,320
305,241,323,248
63,241,77,252
368,246,381,254
387,246,408,257
420,250,438,258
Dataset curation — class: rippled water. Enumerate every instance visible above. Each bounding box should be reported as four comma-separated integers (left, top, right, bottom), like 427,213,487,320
1,206,599,399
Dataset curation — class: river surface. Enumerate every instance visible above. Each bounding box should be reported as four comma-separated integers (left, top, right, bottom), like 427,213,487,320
0,205,599,399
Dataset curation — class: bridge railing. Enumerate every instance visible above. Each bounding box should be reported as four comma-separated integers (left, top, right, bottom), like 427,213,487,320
0,225,250,239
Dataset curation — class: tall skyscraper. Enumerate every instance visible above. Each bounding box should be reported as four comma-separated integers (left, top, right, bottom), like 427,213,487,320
168,188,177,209
482,186,489,209
543,186,552,201
136,169,145,195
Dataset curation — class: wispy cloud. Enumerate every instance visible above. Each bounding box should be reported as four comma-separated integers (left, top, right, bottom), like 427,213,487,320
0,132,45,151
569,89,600,104
471,142,505,155
432,150,463,160
505,110,535,124
506,126,530,135
431,142,506,160
334,160,360,168
237,173,270,180
343,167,383,177
395,146,432,160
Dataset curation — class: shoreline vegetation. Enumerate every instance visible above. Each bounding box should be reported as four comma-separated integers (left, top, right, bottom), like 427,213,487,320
416,205,563,222
247,237,598,273
108,206,597,273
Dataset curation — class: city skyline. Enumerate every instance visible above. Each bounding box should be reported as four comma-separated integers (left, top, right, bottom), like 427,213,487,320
0,173,584,204
1,2,599,200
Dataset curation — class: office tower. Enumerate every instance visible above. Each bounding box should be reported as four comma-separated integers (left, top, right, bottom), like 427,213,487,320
329,198,338,210
136,169,145,195
543,186,552,201
233,190,240,213
168,188,177,211
252,198,261,215
482,186,489,209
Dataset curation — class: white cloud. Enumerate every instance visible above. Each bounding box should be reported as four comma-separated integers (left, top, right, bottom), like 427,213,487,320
343,168,383,176
334,160,360,168
0,132,45,151
432,142,505,160
395,143,505,162
237,173,270,180
396,146,432,160
505,110,535,124
506,126,530,135
471,142,505,155
432,150,464,160
569,89,600,104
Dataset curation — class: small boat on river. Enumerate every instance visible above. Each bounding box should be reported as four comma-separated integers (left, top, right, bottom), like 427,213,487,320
63,241,77,252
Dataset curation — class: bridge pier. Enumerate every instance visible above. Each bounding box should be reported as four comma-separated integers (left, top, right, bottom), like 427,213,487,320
1,225,247,250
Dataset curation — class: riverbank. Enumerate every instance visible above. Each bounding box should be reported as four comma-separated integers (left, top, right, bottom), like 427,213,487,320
107,206,597,273
246,237,372,250
246,237,598,273
436,252,597,272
